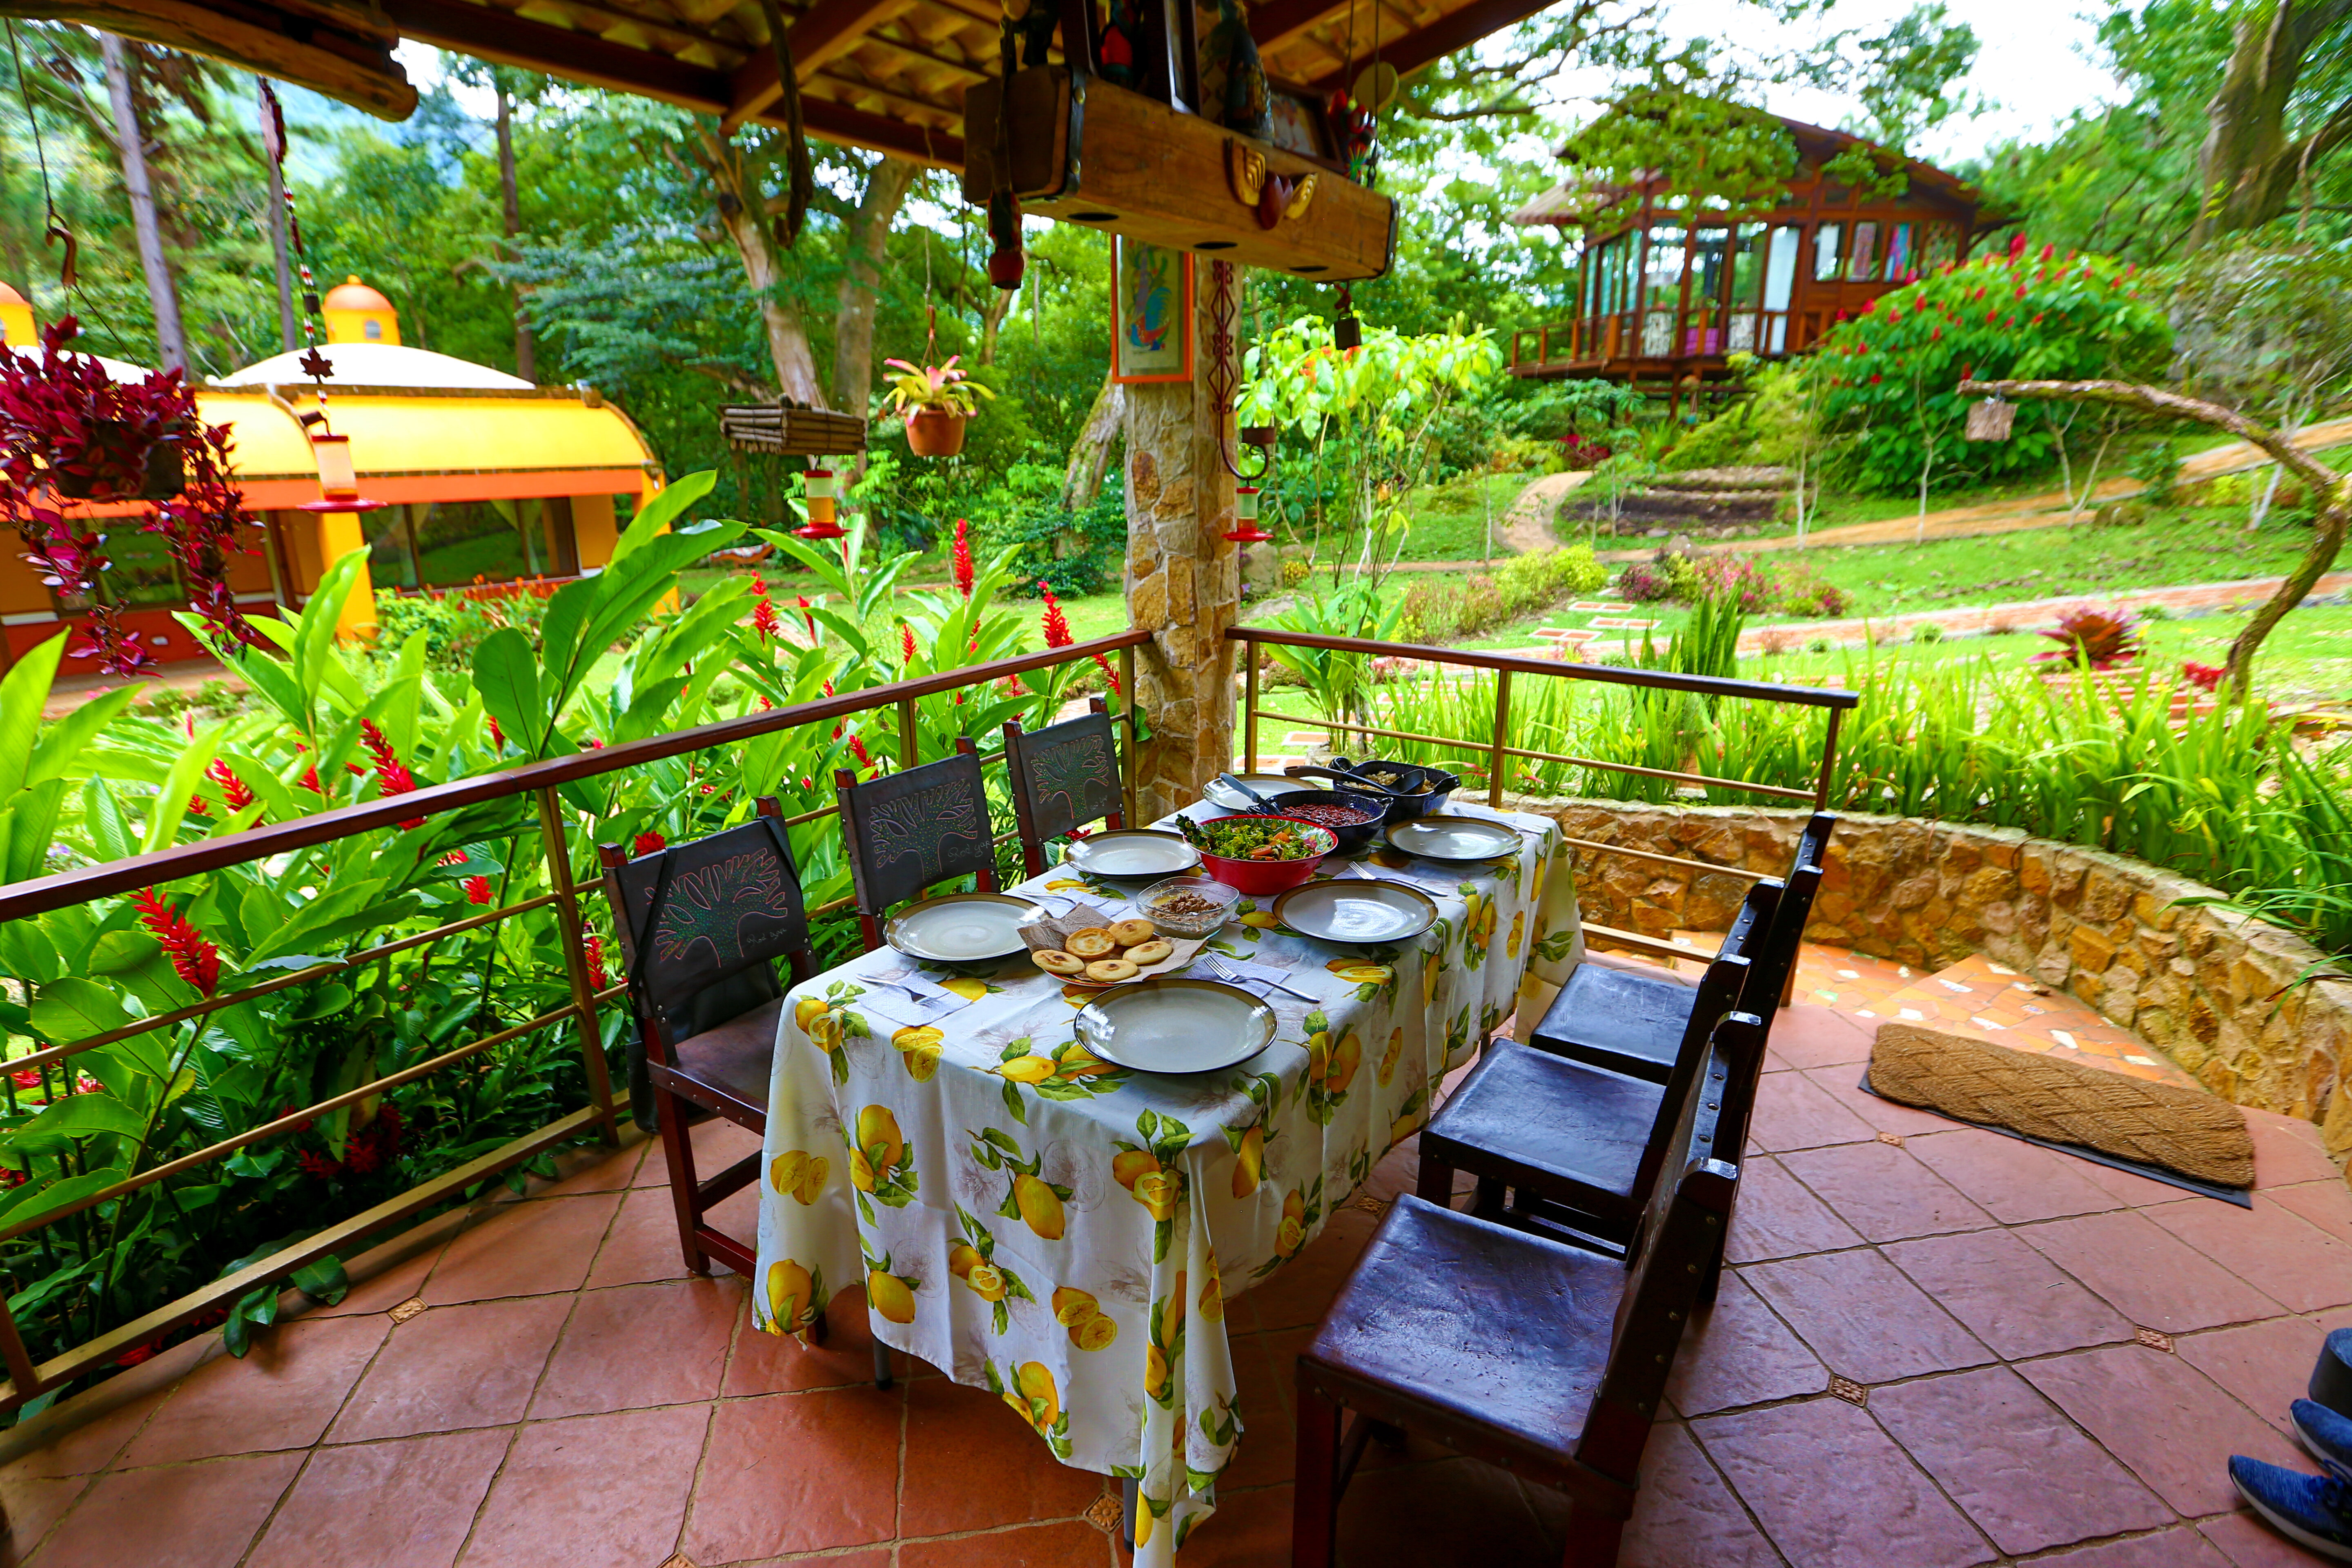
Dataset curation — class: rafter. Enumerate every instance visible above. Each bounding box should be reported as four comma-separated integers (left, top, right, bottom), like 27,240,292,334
719,0,915,131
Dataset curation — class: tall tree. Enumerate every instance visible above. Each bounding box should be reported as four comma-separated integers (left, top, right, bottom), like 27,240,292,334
256,78,296,352
2188,0,2352,247
828,154,915,414
98,32,185,370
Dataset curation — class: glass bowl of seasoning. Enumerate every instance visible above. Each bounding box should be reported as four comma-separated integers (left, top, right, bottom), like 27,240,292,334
1137,875,1243,937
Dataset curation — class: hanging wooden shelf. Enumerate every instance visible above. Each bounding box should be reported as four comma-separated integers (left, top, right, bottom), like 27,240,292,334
718,401,869,457
962,69,1396,281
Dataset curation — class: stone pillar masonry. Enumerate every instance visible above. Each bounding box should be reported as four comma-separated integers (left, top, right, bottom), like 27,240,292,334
1121,265,1238,820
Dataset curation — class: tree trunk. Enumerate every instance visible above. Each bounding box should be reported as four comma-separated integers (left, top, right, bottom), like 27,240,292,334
830,155,915,417
497,81,535,383
1062,370,1123,510
2187,0,2352,249
100,35,186,372
703,131,824,405
978,285,1013,366
261,78,297,352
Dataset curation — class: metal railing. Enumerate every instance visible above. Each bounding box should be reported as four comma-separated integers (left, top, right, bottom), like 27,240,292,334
1508,308,1814,371
1231,627,1858,964
0,630,1147,1411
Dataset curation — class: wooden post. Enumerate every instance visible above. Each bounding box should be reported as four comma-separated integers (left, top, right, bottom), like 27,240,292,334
1121,258,1238,819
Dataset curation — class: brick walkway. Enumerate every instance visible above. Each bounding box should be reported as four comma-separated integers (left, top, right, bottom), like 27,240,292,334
3,944,2349,1567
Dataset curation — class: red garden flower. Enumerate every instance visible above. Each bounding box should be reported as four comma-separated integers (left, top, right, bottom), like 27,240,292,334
849,732,877,773
463,875,492,905
11,1069,42,1091
2182,662,2225,692
951,518,975,599
1040,585,1073,649
1093,653,1121,694
487,716,504,750
438,849,468,866
186,794,212,817
901,622,917,664
584,933,609,990
359,720,426,829
207,758,256,813
132,887,220,997
794,594,816,637
632,831,667,858
752,596,783,641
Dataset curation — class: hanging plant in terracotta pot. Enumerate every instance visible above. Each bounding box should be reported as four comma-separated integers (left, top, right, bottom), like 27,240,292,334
882,355,994,458
0,317,263,675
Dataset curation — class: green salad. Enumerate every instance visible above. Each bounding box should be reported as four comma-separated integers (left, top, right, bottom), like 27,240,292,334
1179,814,1334,861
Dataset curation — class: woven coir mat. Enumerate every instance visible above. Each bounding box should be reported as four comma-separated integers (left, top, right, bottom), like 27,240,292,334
1867,1021,2252,1191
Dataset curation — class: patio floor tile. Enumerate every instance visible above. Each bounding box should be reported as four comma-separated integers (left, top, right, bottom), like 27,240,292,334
899,1519,1116,1566
1218,1331,1297,1490
1871,1365,2172,1555
1227,1207,1379,1333
1614,1422,1787,1568
1741,1250,1994,1384
1693,1396,1994,1568
328,1295,572,1442
1778,1141,1997,1243
722,1282,910,1396
2264,1176,2352,1243
422,1191,624,1305
460,1404,707,1568
898,1376,1109,1538
682,1388,904,1562
244,1427,510,1568
2020,1211,2288,1332
0,1471,85,1564
586,1184,706,1289
119,1314,388,1467
2175,1312,2352,1436
1723,1154,1866,1263
28,1451,303,1568
1902,1127,2134,1224
530,1276,742,1420
1880,1228,2135,1360
1763,1004,1875,1070
2020,1343,2304,1515
2246,1112,2338,1189
2198,1508,2330,1566
1803,1068,1965,1138
2036,1528,2234,1566
1746,1069,1878,1152
1664,1272,1828,1417
2144,1195,2352,1312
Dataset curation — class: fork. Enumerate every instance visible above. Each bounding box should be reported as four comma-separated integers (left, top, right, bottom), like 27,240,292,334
1196,951,1320,1002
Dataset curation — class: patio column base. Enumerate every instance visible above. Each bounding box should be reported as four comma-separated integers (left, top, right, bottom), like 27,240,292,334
1121,267,1238,820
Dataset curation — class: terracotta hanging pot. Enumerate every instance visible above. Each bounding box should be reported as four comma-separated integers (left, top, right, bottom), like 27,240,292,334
905,407,968,458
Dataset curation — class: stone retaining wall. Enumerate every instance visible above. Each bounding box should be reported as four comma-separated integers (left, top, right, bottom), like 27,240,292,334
1515,797,2352,1151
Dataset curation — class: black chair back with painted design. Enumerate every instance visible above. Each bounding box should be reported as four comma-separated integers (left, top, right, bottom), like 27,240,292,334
835,737,999,951
1003,697,1125,878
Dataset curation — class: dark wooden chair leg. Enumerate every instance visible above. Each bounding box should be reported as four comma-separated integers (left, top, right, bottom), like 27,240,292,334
1121,1474,1139,1552
1293,1379,1343,1568
1472,1174,1507,1220
650,1089,710,1276
1414,1147,1454,1205
871,1336,893,1390
1563,1504,1626,1568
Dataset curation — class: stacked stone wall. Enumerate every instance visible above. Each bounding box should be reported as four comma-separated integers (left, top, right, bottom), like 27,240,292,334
1516,797,2352,1150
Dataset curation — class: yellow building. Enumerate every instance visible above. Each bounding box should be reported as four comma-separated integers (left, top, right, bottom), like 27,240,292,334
0,281,662,666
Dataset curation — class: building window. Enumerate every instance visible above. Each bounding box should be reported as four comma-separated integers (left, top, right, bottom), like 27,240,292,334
1884,222,1914,281
1924,225,1960,269
1847,221,1879,282
371,499,580,591
1812,223,1844,283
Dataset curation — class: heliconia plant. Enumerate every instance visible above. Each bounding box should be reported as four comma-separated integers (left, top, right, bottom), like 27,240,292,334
2032,605,2146,670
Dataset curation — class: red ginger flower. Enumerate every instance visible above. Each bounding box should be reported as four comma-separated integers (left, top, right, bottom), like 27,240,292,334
632,831,667,858
901,623,917,664
1093,653,1121,694
133,887,220,997
359,720,425,829
2183,662,2225,692
849,732,876,772
1040,585,1073,648
584,933,609,990
437,849,468,866
463,875,492,905
187,794,212,817
794,594,816,637
951,518,974,599
487,716,504,750
207,759,256,812
753,596,782,641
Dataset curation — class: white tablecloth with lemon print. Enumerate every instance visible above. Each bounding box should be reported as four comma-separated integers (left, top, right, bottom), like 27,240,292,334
751,802,1581,1561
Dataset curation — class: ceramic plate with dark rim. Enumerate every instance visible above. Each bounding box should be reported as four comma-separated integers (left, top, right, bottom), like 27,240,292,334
1271,878,1440,946
1075,978,1278,1074
1064,829,1202,879
884,892,1044,965
1201,773,1303,811
1383,815,1525,864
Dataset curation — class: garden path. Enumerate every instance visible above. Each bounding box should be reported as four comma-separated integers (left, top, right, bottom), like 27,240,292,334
1,940,2345,1568
1498,470,1593,555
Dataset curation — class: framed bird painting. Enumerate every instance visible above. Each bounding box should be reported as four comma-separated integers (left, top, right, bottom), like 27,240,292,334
1111,236,1195,384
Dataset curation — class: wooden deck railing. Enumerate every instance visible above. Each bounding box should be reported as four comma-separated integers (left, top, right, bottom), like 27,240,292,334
1229,627,1858,967
0,630,1147,1412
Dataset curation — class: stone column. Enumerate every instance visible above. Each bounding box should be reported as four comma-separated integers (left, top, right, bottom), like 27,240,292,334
1122,258,1239,820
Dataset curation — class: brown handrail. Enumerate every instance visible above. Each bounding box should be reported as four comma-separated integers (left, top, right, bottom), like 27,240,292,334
0,628,1153,924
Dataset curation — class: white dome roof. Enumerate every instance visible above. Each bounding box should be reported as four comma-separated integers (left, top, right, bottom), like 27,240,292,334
213,341,533,391
7,343,156,384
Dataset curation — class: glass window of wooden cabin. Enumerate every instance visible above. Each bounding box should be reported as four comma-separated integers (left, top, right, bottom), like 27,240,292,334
1847,221,1879,281
365,507,422,591
1639,224,1686,355
1924,224,1959,269
1764,226,1801,350
1884,222,1915,281
1686,227,1730,353
1813,222,1844,283
405,499,565,589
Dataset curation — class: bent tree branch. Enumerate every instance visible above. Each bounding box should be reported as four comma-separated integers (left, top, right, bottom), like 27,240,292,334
1958,378,2350,691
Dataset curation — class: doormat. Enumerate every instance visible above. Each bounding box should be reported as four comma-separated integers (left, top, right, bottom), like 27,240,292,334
1864,1020,2254,1206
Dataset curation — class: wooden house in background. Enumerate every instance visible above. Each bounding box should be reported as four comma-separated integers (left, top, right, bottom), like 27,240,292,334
1507,113,1995,405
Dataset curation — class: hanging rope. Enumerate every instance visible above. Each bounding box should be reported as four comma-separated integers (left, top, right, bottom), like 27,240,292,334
6,22,74,293
258,80,337,433
755,0,815,248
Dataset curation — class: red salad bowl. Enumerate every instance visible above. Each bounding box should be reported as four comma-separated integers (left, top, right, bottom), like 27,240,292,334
1194,813,1338,896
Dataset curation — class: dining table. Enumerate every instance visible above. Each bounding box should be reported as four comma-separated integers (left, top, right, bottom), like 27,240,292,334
750,796,1584,1562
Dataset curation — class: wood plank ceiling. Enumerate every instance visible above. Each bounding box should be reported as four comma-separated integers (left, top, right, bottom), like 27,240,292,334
2,0,1560,169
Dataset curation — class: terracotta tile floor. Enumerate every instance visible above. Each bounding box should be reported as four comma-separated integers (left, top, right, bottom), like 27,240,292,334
5,944,2351,1567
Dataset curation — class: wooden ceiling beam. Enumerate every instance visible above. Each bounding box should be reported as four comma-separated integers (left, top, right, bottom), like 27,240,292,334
1302,0,1556,92
12,0,417,117
718,0,913,131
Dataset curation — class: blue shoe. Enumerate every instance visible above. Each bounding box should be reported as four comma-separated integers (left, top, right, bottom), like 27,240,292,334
2231,1454,2352,1561
2297,1399,2352,1471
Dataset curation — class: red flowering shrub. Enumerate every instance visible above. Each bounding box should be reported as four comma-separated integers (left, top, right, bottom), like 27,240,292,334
132,887,220,997
631,830,667,858
2183,661,2225,692
2034,605,2146,670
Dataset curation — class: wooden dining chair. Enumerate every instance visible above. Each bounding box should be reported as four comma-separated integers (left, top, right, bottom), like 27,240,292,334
1413,950,1750,1257
1002,697,1125,878
1529,877,1783,1084
1530,815,1833,1080
598,797,814,1279
1293,1013,1762,1568
835,737,999,952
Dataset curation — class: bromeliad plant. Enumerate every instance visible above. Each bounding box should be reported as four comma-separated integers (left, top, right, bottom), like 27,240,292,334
881,355,995,419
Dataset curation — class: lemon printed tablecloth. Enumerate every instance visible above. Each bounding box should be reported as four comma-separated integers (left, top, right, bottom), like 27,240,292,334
752,802,1582,1560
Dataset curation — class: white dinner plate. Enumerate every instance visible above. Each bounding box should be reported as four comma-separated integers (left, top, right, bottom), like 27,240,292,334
1076,979,1278,1074
1272,878,1440,945
1201,773,1303,810
1385,815,1525,863
1065,830,1202,878
885,893,1043,964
